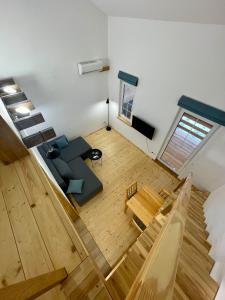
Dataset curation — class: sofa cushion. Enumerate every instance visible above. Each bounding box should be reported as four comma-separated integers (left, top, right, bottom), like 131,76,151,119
54,136,69,149
47,135,68,149
52,158,74,179
60,136,92,162
68,157,103,206
67,179,84,194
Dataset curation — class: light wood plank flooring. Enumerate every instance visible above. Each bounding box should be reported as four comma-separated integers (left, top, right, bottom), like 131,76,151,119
81,129,179,267
0,156,83,299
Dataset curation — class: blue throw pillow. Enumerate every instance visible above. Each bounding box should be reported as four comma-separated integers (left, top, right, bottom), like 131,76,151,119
67,179,84,194
55,136,69,149
53,158,74,179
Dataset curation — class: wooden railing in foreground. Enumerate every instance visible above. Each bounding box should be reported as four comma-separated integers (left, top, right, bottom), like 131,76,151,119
126,175,192,300
0,268,67,300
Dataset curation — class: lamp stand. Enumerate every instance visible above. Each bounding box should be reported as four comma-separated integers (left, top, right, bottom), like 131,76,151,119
106,98,111,131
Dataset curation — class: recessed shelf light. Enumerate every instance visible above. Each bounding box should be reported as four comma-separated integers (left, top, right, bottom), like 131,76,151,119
3,85,17,94
15,106,30,115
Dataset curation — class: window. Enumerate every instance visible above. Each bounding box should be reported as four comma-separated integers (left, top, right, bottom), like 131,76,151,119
159,111,217,173
119,81,136,122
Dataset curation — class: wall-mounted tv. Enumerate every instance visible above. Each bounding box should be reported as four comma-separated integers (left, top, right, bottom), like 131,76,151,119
132,115,155,140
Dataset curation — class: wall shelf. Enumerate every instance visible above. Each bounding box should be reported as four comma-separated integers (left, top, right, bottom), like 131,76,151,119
22,127,56,148
2,92,27,106
0,78,21,97
7,100,35,121
14,113,45,130
0,77,57,149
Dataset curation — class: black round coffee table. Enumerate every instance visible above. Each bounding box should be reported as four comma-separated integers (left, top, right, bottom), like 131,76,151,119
88,149,102,166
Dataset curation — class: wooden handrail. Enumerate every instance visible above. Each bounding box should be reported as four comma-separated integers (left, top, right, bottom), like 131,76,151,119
126,175,192,300
0,268,67,300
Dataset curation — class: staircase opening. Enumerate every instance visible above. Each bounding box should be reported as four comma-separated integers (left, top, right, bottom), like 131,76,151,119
158,110,218,173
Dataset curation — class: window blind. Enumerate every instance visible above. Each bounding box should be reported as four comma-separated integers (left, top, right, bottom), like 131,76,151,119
178,95,225,126
118,71,139,86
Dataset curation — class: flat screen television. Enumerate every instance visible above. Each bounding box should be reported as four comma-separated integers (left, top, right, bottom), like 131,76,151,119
132,115,155,140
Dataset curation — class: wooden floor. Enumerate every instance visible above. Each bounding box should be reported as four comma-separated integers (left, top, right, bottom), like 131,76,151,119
0,156,84,299
81,129,179,267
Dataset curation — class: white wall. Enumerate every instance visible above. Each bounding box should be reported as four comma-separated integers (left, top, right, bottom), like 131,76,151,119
204,184,225,299
180,126,225,191
108,17,225,190
0,0,108,140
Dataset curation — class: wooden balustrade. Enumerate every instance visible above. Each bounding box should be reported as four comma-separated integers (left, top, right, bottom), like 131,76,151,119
126,175,192,300
0,268,67,300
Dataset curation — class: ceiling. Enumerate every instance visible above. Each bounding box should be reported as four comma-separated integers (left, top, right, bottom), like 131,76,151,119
90,0,225,25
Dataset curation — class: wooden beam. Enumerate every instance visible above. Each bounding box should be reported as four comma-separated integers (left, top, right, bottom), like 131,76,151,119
0,268,67,300
126,175,192,300
0,116,28,164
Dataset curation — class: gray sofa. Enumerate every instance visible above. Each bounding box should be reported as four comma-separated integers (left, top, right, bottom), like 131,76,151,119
38,135,103,206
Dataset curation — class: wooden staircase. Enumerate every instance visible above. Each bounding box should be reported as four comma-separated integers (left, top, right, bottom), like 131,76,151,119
105,188,219,300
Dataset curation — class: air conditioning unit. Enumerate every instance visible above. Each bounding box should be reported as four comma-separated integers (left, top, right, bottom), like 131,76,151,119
78,59,103,75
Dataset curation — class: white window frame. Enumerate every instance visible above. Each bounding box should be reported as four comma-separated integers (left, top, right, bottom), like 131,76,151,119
118,81,136,124
157,108,219,174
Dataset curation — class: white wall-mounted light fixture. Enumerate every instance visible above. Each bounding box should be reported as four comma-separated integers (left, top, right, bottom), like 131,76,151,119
3,85,17,94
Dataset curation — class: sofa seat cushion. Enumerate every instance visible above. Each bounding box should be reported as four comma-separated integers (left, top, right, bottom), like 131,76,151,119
54,136,69,149
45,135,68,150
68,157,103,206
60,137,92,162
52,158,74,179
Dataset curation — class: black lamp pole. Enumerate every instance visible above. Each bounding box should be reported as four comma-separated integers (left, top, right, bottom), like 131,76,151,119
106,98,111,131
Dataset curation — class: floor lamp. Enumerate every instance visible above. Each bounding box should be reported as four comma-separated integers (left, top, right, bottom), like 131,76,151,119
106,98,111,131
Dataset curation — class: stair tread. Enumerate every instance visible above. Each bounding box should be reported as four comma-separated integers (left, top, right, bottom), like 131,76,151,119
184,231,212,256
186,216,209,236
180,255,217,291
173,282,190,300
191,192,207,204
182,241,214,272
188,205,205,219
176,260,218,300
187,211,206,229
185,225,211,251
